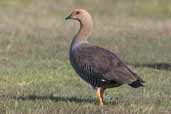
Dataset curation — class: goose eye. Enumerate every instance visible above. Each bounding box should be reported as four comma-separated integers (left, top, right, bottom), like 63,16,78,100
76,11,80,15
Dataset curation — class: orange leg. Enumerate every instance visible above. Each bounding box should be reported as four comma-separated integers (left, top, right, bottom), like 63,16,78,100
96,88,104,105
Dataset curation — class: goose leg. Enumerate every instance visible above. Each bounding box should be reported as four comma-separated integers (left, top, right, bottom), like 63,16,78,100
96,88,104,105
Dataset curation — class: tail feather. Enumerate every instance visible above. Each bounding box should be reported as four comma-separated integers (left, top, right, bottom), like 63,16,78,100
129,80,144,88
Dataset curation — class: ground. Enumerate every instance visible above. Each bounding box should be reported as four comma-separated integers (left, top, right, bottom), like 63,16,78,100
0,0,171,114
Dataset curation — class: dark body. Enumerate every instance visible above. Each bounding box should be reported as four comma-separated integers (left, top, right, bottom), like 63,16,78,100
70,43,144,89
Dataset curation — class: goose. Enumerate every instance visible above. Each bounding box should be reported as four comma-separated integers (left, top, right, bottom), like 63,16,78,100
65,9,144,105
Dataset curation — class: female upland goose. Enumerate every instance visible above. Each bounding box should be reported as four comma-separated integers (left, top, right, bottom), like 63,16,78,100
65,9,144,105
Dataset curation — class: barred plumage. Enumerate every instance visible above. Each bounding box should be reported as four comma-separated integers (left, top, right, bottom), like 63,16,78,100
66,9,145,105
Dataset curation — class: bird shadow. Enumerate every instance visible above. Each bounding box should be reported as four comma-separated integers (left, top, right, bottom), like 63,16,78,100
0,95,118,105
1,95,95,103
130,62,171,71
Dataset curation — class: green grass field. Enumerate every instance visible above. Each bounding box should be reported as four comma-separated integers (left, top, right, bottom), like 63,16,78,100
0,0,171,114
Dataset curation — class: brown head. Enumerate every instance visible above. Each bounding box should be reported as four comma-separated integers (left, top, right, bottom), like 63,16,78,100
65,9,93,40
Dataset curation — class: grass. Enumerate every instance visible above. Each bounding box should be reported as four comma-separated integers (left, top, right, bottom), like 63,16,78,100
0,0,171,114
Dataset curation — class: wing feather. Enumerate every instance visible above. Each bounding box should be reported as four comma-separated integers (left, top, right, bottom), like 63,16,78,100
72,44,143,84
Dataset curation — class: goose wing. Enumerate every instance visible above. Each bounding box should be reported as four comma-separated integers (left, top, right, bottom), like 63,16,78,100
73,44,144,84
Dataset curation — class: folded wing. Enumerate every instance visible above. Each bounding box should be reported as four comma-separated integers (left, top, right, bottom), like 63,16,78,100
73,44,144,85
